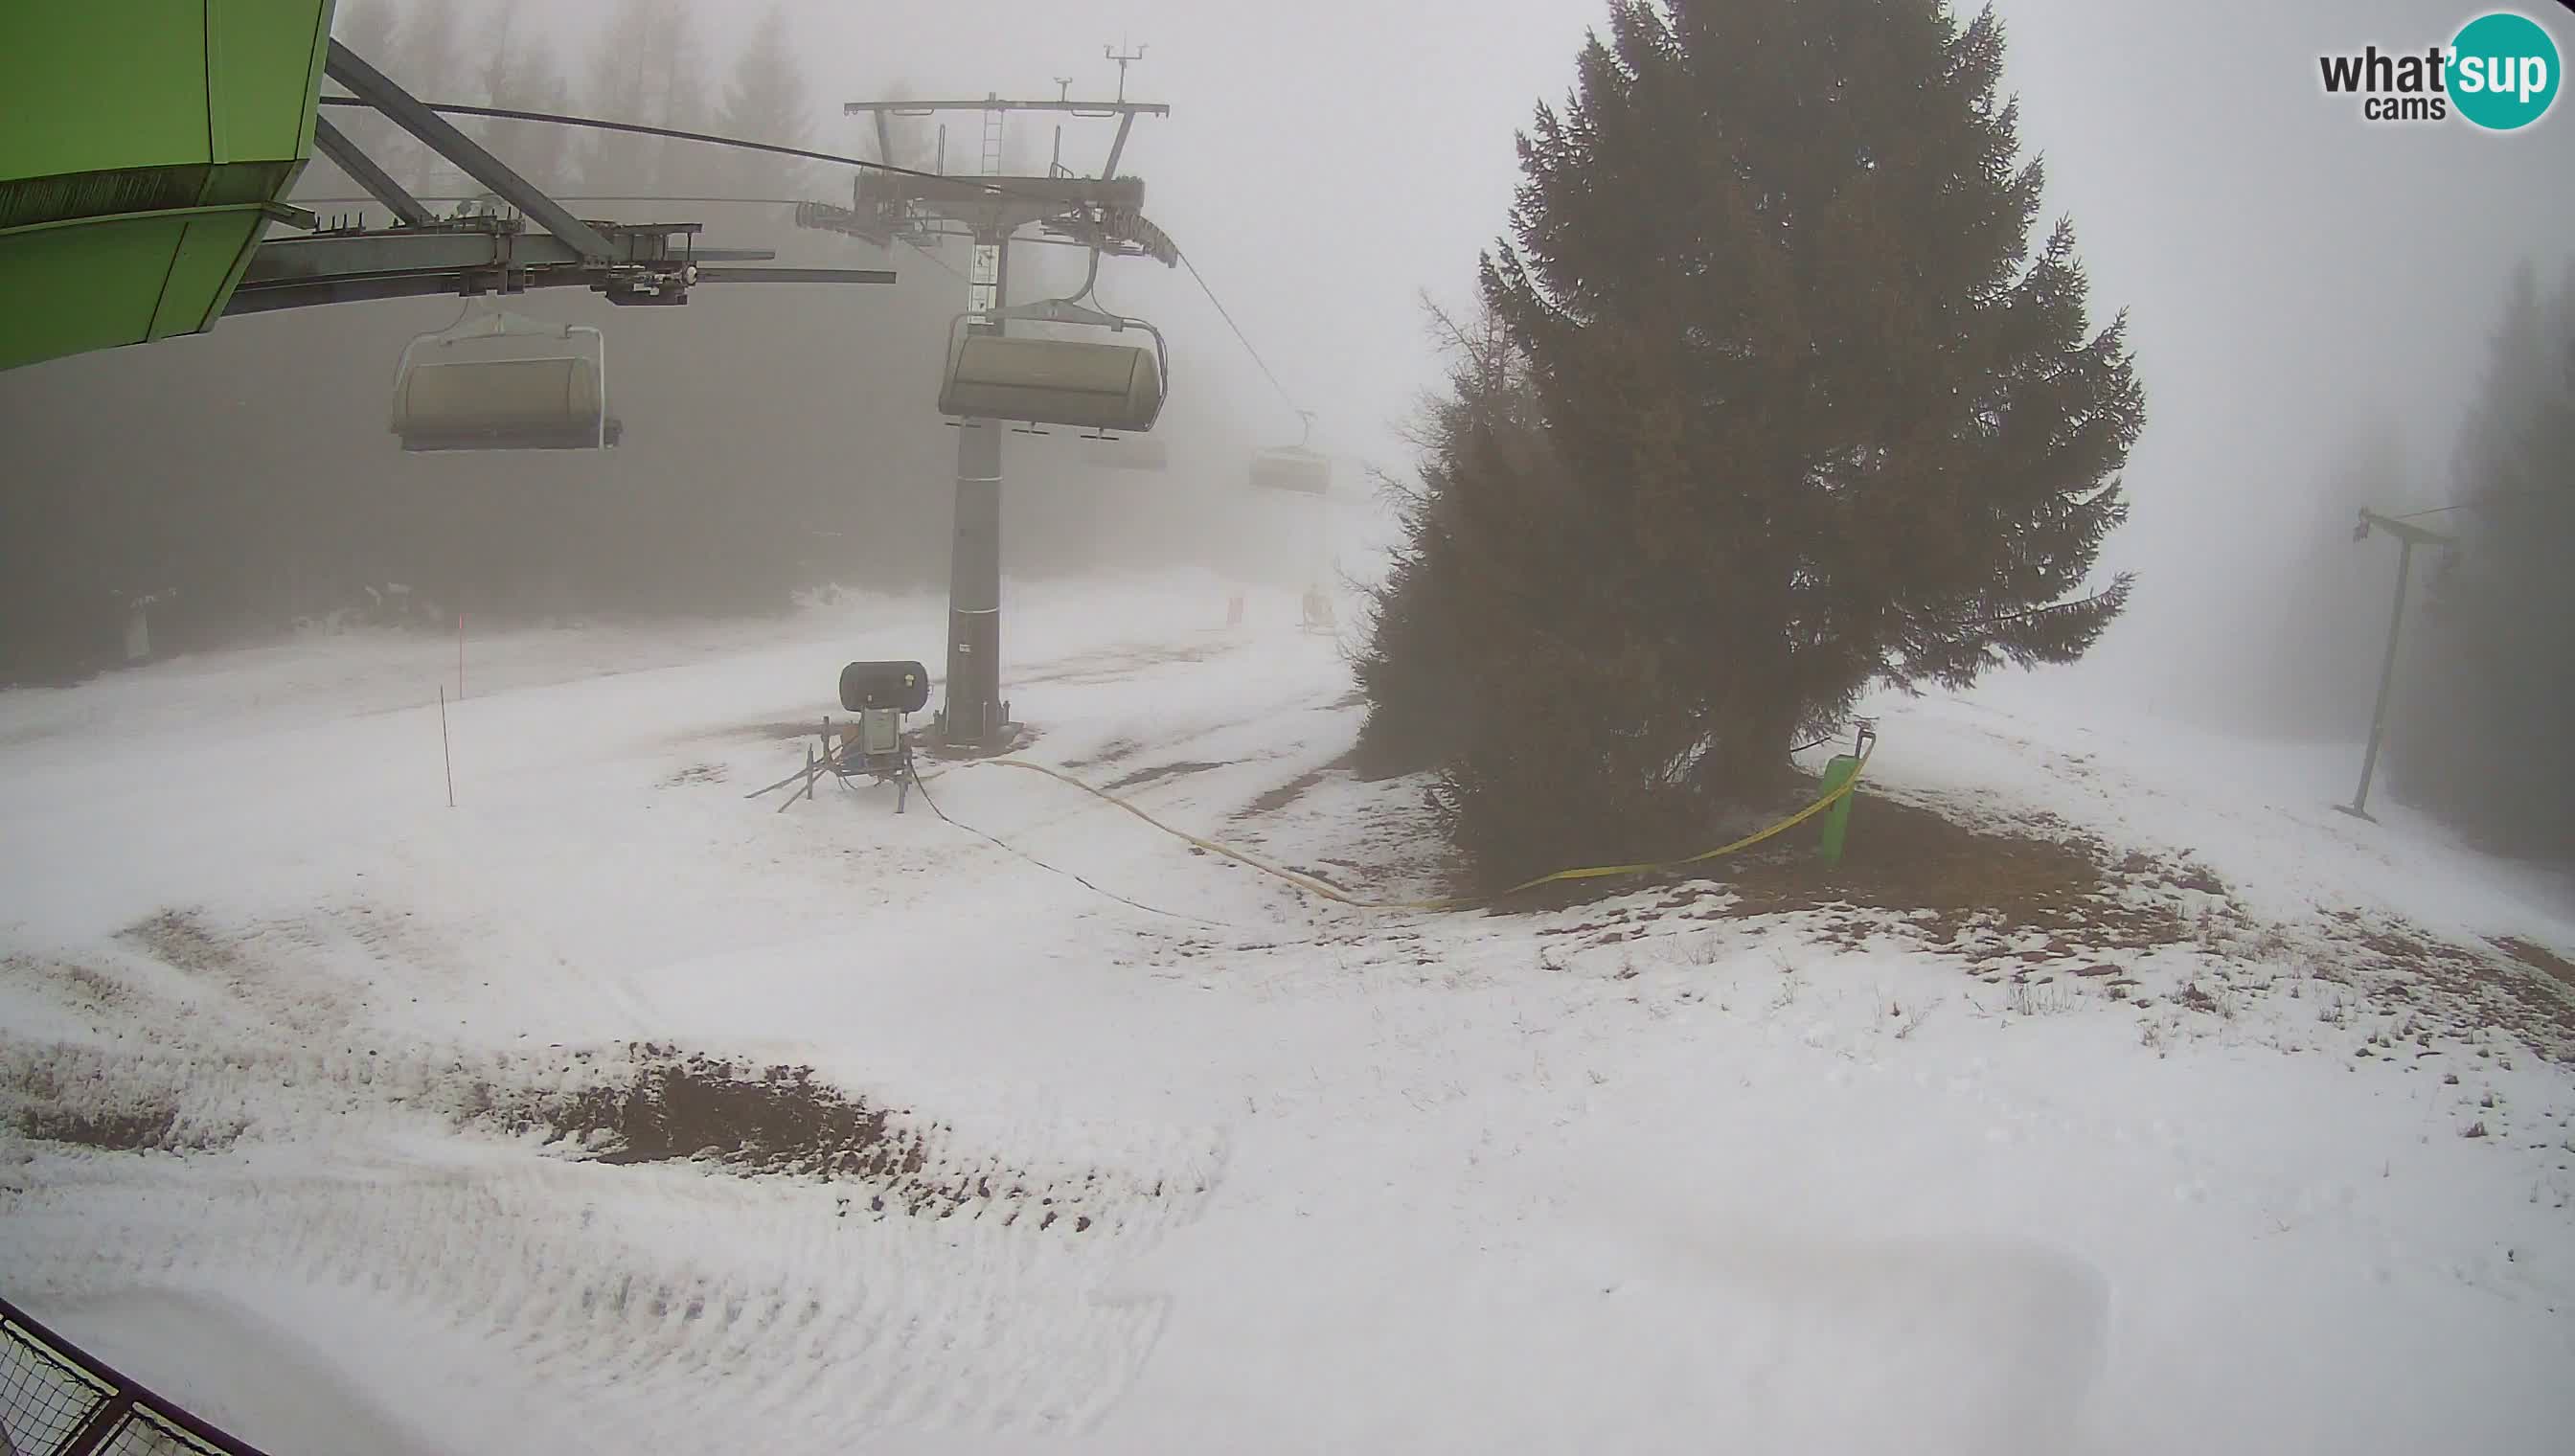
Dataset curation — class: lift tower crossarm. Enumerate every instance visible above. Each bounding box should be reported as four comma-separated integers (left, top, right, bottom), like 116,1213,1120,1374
2356,509,2458,551
323,40,616,261
839,98,1168,184
842,100,1169,119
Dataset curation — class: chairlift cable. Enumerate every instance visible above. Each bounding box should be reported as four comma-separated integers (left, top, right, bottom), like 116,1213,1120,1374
1174,248,1304,427
312,97,1317,440
314,97,1122,222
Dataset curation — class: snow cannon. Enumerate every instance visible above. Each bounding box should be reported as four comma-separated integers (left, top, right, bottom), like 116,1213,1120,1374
830,660,929,812
839,661,930,716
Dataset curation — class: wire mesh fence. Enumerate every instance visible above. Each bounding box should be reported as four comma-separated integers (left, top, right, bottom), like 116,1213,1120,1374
0,1296,267,1456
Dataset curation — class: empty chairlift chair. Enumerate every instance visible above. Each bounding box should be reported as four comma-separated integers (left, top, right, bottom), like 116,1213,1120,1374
1248,411,1331,496
937,283,1169,439
1248,412,1336,633
389,308,621,452
1248,443,1329,495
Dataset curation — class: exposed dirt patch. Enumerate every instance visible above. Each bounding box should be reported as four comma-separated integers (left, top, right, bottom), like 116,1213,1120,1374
1503,785,2573,1058
0,1053,242,1154
1234,755,1355,820
13,1100,188,1152
489,1048,928,1182
660,763,728,787
1060,738,1138,771
2495,936,2575,991
1673,794,2199,965
4,954,142,1018
117,910,248,980
1014,640,1241,689
1104,760,1230,794
471,1045,1185,1228
112,907,355,1037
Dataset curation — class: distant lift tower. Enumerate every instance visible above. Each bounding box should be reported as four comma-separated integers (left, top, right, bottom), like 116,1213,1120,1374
818,51,1178,752
2339,508,2457,821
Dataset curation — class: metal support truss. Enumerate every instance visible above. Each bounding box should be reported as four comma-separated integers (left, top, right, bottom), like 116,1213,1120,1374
229,221,893,312
827,93,1179,268
240,43,898,316
309,114,436,229
324,40,617,261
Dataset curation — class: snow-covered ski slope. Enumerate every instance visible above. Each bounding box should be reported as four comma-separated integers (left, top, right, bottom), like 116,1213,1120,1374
2,571,2570,1456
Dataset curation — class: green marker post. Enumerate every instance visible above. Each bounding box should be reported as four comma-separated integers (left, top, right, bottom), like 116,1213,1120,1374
1817,754,1860,866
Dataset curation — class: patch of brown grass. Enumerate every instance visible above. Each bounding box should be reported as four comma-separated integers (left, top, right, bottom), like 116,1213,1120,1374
2495,936,2575,990
1687,794,2199,966
2324,915,2575,1057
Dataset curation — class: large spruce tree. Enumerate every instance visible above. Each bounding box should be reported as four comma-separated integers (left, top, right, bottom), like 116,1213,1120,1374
1364,0,2146,887
1353,297,1555,781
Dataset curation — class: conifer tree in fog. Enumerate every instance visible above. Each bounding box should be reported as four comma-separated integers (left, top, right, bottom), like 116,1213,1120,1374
578,0,702,200
716,6,814,199
2390,261,2575,857
1362,0,2146,887
471,3,575,193
321,0,411,198
1354,296,1552,781
2221,415,2420,741
381,0,466,191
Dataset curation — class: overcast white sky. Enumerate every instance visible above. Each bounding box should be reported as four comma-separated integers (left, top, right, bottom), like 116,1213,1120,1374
429,0,2575,701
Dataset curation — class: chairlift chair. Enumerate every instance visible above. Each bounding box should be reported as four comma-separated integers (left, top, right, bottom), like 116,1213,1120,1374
390,307,620,452
1249,411,1330,496
936,250,1168,436
1244,412,1336,633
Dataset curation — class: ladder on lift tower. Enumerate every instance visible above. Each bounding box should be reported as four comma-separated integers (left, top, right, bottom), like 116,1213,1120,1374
980,104,1005,175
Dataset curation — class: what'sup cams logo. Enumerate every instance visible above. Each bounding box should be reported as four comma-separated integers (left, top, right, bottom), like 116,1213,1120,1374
2318,9,2564,129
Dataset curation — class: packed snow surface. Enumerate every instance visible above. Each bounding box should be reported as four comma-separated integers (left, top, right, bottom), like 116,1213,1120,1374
3,572,2571,1455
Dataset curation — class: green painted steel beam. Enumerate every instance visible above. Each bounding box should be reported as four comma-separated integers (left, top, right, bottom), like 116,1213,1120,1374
0,1,336,372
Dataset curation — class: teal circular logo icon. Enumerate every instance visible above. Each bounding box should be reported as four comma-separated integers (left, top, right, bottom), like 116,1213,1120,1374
2449,11,2561,130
